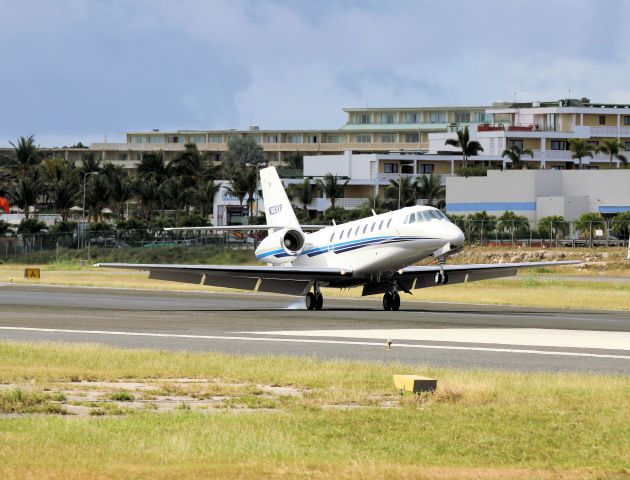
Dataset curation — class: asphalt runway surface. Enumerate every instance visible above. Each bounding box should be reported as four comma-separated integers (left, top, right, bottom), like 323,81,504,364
0,284,629,375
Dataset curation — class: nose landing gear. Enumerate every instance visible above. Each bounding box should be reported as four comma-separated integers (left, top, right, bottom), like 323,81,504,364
383,291,400,311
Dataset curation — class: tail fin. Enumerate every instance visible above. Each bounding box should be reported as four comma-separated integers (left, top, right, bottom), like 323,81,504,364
260,166,300,229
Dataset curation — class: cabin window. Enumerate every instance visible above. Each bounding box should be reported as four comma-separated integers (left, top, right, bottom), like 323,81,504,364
339,230,344,240
409,214,416,224
330,232,335,242
429,210,441,219
419,211,430,221
379,220,384,229
355,226,360,236
371,222,376,232
363,224,368,234
387,218,392,228
403,215,409,224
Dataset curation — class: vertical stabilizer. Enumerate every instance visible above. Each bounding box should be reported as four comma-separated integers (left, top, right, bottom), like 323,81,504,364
260,166,300,229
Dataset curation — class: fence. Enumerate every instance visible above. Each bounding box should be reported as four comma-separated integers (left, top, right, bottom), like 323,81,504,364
0,219,629,260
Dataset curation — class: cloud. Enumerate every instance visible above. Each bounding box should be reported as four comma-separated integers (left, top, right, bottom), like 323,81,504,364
1,0,630,146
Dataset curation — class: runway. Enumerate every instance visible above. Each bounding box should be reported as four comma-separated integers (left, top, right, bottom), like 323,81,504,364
0,284,629,374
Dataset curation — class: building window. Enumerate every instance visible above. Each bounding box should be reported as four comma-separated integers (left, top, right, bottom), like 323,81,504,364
429,111,446,124
130,136,143,144
250,135,262,144
405,133,420,142
306,135,318,143
166,135,181,143
473,112,486,123
550,140,566,150
189,135,207,144
509,139,523,150
148,136,164,144
383,163,399,173
117,153,127,161
454,111,471,123
357,113,371,124
380,113,395,124
599,115,606,125
207,135,222,143
587,140,599,148
625,141,630,150
380,134,395,143
356,134,371,143
419,164,434,174
404,112,420,123
624,116,630,125
287,135,303,143
326,135,341,143
266,135,279,143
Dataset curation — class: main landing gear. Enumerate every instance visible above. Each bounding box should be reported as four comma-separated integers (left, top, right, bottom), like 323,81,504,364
305,284,323,311
382,291,400,311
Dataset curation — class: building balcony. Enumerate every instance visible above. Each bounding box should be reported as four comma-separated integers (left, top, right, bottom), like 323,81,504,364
305,197,368,211
589,126,630,137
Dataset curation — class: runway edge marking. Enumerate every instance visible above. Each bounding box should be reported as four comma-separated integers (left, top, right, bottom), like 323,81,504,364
0,326,629,360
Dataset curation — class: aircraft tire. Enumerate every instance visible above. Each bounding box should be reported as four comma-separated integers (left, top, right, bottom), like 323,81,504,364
392,292,401,311
305,292,316,310
315,293,323,310
383,292,393,311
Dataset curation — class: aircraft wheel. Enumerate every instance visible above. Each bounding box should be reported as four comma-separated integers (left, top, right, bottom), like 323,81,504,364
315,293,323,310
305,292,316,310
442,273,449,284
383,292,393,311
392,292,401,311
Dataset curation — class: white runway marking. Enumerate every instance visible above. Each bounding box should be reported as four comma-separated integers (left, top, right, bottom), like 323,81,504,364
0,326,629,360
246,328,630,351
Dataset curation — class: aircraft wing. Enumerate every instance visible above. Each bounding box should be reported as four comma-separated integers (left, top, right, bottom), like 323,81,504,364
164,225,326,232
397,260,582,289
94,263,351,296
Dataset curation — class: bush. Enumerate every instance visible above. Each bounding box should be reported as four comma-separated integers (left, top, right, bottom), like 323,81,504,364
17,218,47,235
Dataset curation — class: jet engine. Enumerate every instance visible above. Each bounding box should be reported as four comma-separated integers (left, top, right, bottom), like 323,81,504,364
256,228,306,264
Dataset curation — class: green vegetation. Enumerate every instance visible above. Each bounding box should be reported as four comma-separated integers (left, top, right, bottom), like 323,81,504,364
445,125,484,168
568,138,595,169
0,387,65,414
109,390,135,402
501,144,536,169
597,138,627,167
0,342,628,478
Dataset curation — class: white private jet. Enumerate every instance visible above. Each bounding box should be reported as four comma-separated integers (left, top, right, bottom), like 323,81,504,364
96,166,579,311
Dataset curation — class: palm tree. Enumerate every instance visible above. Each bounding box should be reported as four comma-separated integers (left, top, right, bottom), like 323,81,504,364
317,173,348,209
501,145,535,170
384,176,418,208
568,139,594,169
497,211,530,243
79,152,103,175
12,171,42,219
52,178,78,222
104,165,133,219
597,138,627,167
137,151,170,214
416,174,445,208
285,151,304,170
445,126,484,168
164,176,192,226
575,212,605,246
84,174,110,222
8,135,41,175
223,137,266,175
171,143,209,188
288,178,317,213
133,178,160,221
537,215,569,241
196,179,220,219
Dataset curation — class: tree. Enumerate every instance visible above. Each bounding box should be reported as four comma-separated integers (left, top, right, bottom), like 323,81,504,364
104,164,133,219
84,174,111,222
467,211,497,243
568,139,594,170
171,143,210,188
384,176,417,208
164,176,193,226
8,135,41,175
288,178,317,213
317,173,348,209
12,171,42,219
79,152,103,175
133,178,160,221
52,178,78,222
0,220,12,236
575,212,605,245
285,151,304,170
597,138,627,167
501,145,535,170
497,210,530,242
137,151,170,215
196,179,220,219
222,137,266,174
537,215,569,240
416,174,445,208
610,211,630,239
445,126,484,168
17,218,46,235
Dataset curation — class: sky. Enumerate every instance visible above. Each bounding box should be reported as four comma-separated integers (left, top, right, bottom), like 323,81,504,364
1,0,630,147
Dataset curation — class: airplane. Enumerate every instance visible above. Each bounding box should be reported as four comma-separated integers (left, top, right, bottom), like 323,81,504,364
96,166,580,311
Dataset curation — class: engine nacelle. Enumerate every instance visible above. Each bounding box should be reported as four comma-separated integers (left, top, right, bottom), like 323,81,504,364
255,228,306,264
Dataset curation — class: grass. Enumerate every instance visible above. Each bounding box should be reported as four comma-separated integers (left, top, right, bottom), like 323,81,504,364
0,342,628,478
0,388,66,414
1,262,630,310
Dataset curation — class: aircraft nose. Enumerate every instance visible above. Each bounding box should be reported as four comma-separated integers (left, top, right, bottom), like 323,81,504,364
448,223,465,246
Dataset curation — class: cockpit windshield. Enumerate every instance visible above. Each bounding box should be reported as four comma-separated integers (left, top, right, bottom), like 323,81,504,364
403,208,449,224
